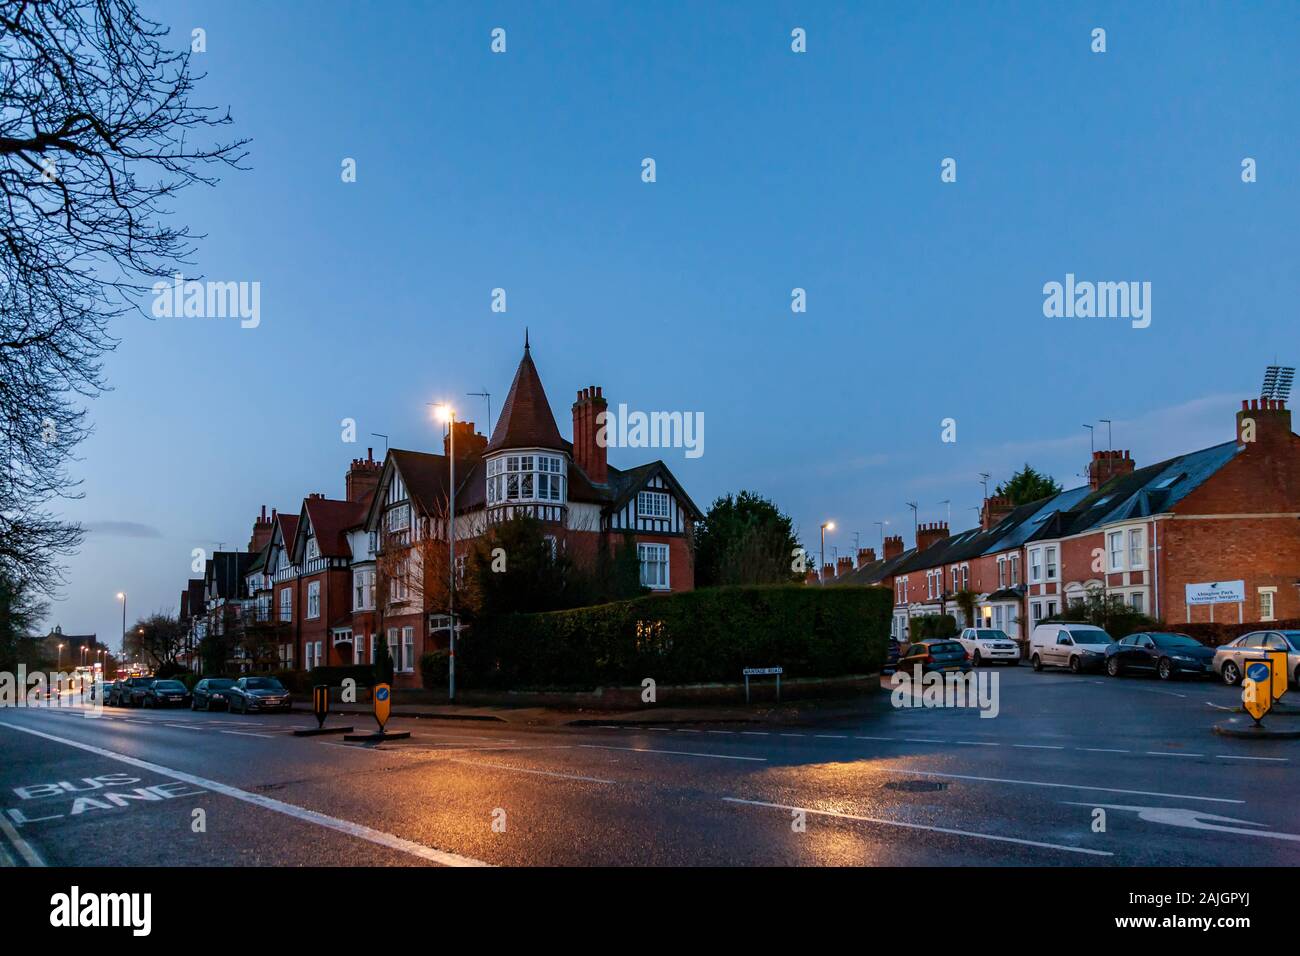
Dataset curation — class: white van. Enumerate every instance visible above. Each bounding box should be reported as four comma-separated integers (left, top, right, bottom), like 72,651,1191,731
1028,623,1115,674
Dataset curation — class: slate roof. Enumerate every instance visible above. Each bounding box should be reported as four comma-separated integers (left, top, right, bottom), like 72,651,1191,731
301,497,368,558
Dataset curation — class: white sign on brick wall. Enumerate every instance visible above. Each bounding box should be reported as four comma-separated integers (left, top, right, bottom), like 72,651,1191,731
1185,580,1246,605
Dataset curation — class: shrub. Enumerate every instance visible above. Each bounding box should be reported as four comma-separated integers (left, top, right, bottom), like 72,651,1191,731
460,584,892,691
153,661,187,680
1160,618,1300,648
912,614,958,639
271,669,308,693
420,651,450,689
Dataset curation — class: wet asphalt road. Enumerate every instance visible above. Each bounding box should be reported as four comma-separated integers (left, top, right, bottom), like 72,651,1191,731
1,666,1298,867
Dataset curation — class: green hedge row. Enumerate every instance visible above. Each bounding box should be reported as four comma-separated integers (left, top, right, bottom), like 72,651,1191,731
308,664,380,688
459,584,893,691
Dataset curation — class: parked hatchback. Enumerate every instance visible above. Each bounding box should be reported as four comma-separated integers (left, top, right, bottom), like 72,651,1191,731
191,677,236,711
897,639,971,674
119,676,157,707
1213,631,1300,687
1105,632,1215,680
141,679,191,708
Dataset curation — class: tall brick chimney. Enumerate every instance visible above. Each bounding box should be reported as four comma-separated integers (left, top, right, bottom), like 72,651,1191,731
883,534,905,560
916,521,950,553
248,505,274,552
572,386,609,484
1088,449,1135,490
857,547,876,567
346,448,382,504
836,555,853,577
821,563,835,582
1237,398,1292,449
805,567,820,585
444,422,487,460
980,495,1014,531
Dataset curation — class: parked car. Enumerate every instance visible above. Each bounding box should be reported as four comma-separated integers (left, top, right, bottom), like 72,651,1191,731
141,679,191,708
1105,631,1215,680
1029,623,1114,673
227,676,292,714
1213,630,1300,686
104,679,128,706
955,627,1020,666
118,676,157,707
897,639,972,674
191,677,237,711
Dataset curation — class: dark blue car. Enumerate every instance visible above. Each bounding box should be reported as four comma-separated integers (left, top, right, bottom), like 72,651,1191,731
1104,631,1215,680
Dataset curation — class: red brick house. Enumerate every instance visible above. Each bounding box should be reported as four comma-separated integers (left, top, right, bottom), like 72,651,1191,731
361,338,702,685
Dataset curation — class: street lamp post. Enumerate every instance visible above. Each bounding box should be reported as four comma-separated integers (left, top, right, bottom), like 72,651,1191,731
116,592,126,656
819,521,835,583
57,643,63,672
435,404,457,701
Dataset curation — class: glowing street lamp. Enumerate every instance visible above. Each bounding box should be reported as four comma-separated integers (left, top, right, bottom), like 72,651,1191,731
820,521,836,583
116,592,127,655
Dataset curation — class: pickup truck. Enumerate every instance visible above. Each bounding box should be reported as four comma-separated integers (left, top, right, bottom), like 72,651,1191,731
955,627,1021,666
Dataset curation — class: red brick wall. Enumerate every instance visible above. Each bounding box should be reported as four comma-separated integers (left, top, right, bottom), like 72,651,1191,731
1159,432,1300,623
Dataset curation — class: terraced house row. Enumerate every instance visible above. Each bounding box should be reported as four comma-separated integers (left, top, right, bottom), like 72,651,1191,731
178,340,701,686
833,395,1300,643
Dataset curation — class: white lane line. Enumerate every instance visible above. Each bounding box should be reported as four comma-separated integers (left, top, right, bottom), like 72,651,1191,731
854,735,894,741
779,733,805,738
1217,754,1287,762
706,730,735,735
220,730,273,739
165,724,206,732
722,797,1111,857
1146,751,1204,758
1205,702,1236,712
0,720,489,867
1014,744,1064,750
675,729,702,733
0,808,45,867
905,738,945,744
1082,748,1130,754
449,759,614,785
740,731,769,736
815,734,848,739
955,741,999,746
578,744,766,762
882,767,1242,804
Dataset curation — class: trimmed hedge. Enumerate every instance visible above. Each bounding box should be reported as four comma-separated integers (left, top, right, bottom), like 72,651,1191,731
1166,618,1300,648
309,664,379,688
420,651,450,689
912,614,958,639
460,584,893,691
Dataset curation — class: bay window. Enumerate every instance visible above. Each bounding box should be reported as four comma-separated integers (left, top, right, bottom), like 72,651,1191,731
487,453,566,505
637,542,670,590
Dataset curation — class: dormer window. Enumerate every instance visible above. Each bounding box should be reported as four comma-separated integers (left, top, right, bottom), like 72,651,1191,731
487,453,566,505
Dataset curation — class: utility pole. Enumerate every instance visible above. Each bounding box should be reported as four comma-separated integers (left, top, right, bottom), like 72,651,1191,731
1100,418,1112,450
1083,424,1094,455
906,501,919,542
979,472,991,501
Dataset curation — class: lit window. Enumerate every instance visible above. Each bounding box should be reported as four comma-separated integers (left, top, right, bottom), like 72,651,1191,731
638,543,670,590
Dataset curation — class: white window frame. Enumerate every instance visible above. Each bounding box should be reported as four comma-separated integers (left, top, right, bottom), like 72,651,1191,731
1128,528,1146,569
1108,531,1124,571
1259,587,1277,623
637,542,670,590
637,491,671,520
1045,546,1058,581
402,627,415,673
997,557,1006,588
307,580,321,619
488,452,566,505
1010,554,1020,586
1029,548,1043,583
279,587,292,622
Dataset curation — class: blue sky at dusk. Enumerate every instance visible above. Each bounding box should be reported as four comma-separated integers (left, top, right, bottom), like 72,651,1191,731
49,1,1300,647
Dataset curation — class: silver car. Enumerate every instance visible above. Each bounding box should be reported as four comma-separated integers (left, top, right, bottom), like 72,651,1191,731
1213,630,1300,686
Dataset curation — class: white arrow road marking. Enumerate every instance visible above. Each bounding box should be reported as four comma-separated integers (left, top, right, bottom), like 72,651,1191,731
724,797,1111,857
1064,802,1300,841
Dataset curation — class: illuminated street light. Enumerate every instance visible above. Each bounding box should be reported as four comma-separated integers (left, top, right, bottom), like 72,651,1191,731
820,521,835,583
